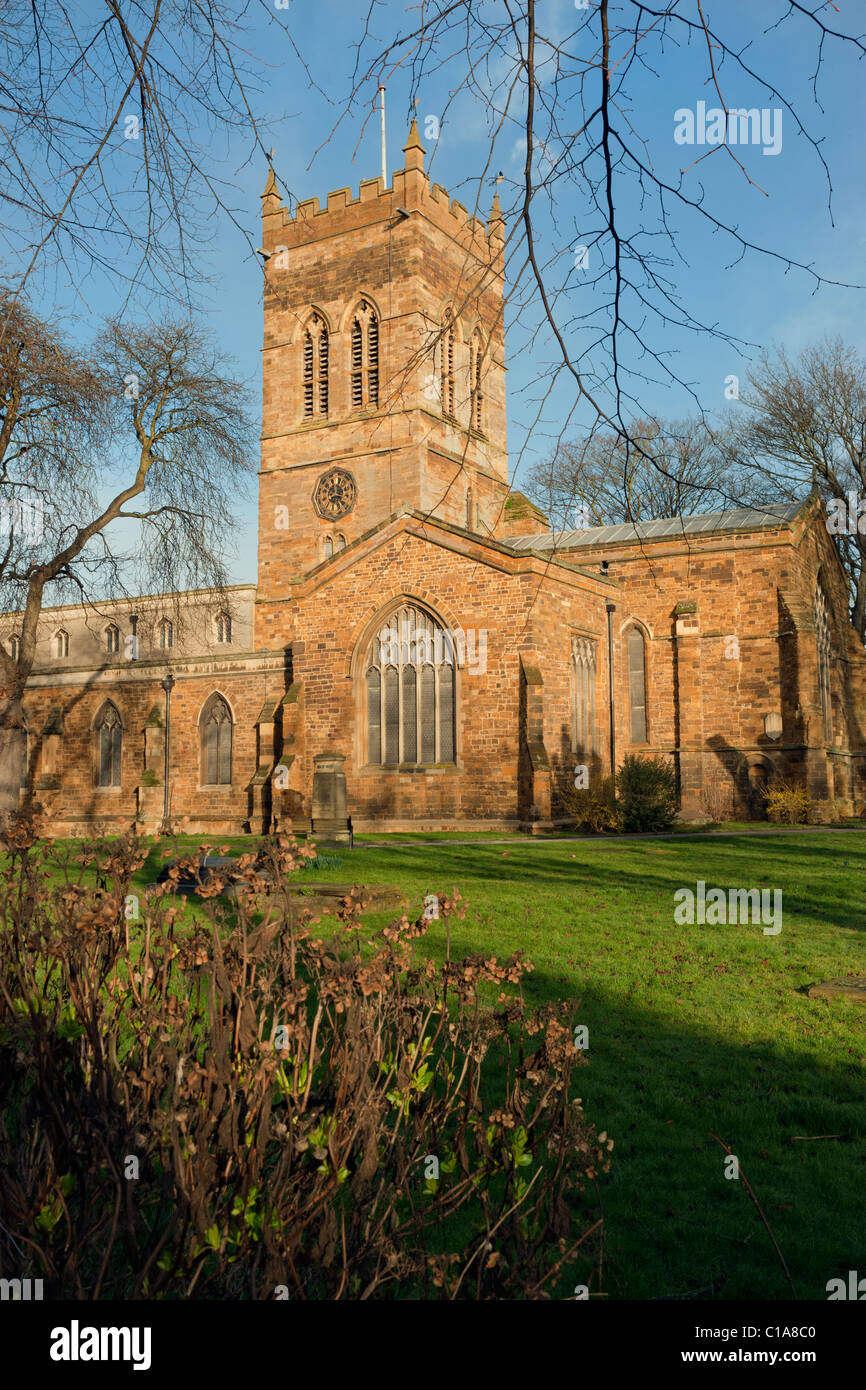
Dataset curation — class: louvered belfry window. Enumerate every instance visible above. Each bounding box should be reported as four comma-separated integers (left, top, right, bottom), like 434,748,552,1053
303,314,329,418
441,311,455,419
365,605,456,766
350,301,379,409
815,583,833,742
201,694,232,785
95,702,122,787
572,637,597,756
470,331,484,432
627,627,648,743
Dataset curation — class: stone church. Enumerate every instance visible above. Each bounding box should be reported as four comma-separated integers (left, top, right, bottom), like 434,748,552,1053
3,121,865,836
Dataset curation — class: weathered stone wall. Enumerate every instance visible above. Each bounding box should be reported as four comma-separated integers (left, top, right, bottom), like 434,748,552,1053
266,518,611,829
19,651,290,837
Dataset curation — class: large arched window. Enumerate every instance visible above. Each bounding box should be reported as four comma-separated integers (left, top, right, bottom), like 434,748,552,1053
470,329,485,433
440,310,455,419
815,582,833,743
365,605,456,766
200,694,232,785
572,637,597,756
627,627,648,743
350,300,379,409
303,313,329,418
95,701,122,787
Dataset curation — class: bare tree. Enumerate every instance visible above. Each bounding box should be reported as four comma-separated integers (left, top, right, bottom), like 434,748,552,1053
732,338,866,639
0,299,256,828
525,416,740,530
0,0,321,316
338,1,865,507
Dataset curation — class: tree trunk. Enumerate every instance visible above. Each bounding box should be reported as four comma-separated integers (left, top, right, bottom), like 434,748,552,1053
0,694,26,834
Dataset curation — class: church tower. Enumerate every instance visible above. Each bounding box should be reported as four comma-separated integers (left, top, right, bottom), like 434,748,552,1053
256,120,508,605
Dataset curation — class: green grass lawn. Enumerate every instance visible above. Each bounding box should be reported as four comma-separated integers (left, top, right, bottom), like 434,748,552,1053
8,827,866,1300
284,829,866,1301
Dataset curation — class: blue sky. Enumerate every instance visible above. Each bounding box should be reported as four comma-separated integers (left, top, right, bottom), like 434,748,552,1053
26,1,866,584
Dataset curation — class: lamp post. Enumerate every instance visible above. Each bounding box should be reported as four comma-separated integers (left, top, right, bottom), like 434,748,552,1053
160,672,175,832
606,602,617,780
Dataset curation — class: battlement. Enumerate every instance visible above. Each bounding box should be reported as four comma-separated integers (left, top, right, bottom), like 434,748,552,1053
261,119,504,258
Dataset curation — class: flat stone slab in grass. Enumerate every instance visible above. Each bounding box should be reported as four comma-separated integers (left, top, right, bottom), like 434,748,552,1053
157,859,408,916
224,878,408,916
285,883,409,916
807,977,866,1004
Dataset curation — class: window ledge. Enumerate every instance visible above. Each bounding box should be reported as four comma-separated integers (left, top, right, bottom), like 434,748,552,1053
360,763,459,774
198,784,234,791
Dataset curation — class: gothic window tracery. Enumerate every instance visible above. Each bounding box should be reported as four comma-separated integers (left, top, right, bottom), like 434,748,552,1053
200,694,233,785
572,637,597,756
365,605,456,767
95,701,122,787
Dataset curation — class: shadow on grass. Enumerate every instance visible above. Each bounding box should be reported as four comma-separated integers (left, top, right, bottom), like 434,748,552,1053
450,956,865,1301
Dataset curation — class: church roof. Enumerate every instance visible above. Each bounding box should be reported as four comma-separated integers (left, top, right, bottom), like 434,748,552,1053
503,499,807,551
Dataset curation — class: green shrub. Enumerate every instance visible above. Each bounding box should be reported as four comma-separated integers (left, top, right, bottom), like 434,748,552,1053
763,779,811,824
616,754,678,832
561,774,623,833
0,816,608,1301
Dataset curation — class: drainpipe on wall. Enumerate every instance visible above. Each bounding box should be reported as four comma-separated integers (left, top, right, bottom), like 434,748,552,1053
606,602,616,779
160,671,175,832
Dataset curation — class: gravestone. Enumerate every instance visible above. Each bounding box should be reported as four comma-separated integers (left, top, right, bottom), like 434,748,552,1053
311,752,350,843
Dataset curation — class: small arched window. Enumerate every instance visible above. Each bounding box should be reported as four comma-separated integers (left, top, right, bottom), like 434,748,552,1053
95,701,122,787
627,627,648,743
364,604,456,767
106,624,120,654
303,313,329,418
336,533,346,551
216,612,232,644
470,330,485,433
350,300,379,409
815,582,833,743
55,630,69,659
440,310,455,419
466,487,474,529
323,535,334,559
200,694,232,786
9,633,21,662
160,619,173,650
